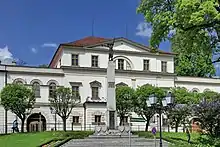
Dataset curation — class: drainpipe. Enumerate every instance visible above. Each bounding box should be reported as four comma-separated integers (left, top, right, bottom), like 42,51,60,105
4,65,8,134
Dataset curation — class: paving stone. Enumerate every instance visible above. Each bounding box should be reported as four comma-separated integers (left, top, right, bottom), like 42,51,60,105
61,137,169,147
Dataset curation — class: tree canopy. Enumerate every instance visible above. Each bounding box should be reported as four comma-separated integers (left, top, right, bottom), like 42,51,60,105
116,86,135,126
137,0,220,76
0,84,35,132
49,87,80,131
134,84,165,131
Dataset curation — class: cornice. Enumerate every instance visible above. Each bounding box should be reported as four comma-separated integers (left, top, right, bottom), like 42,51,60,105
61,66,176,77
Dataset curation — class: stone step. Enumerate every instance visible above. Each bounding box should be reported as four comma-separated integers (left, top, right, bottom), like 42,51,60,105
88,135,139,139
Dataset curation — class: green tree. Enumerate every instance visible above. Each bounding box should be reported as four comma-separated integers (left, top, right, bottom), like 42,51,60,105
116,86,135,126
49,87,80,131
167,87,196,132
0,84,35,132
134,84,165,131
167,105,191,132
171,32,215,77
137,0,219,76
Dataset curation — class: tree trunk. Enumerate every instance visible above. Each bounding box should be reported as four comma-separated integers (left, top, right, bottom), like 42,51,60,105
145,119,150,131
119,116,124,126
62,117,67,132
21,119,25,133
175,122,179,132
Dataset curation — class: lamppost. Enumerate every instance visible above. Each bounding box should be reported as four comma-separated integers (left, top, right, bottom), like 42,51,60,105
50,107,57,131
146,92,174,147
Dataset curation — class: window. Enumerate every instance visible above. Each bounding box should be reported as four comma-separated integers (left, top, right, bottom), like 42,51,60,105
126,61,131,70
72,54,79,66
143,59,150,71
118,59,124,70
73,116,79,124
32,82,40,98
91,55,98,67
72,86,79,96
16,81,23,84
92,87,99,99
161,61,167,72
95,115,101,124
49,83,56,97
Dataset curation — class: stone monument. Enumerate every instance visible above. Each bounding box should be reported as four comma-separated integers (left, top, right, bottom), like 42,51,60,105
89,39,137,137
106,39,117,130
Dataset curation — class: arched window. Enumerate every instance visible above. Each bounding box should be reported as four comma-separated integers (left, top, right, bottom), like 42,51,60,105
49,82,56,97
13,78,26,84
192,88,199,93
32,82,40,98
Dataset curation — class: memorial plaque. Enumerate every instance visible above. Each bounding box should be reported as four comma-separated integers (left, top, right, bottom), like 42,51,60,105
108,82,115,88
109,111,115,129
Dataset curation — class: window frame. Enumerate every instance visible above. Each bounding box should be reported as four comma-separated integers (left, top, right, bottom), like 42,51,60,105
95,115,101,124
49,82,56,98
143,59,150,71
71,54,79,66
72,116,80,124
161,61,167,72
118,59,124,70
91,55,99,67
91,87,99,99
32,82,41,98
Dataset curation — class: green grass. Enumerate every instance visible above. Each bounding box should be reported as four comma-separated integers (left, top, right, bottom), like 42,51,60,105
0,131,93,147
134,131,200,147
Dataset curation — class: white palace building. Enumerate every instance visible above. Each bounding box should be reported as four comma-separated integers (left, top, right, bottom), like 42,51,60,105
0,36,219,133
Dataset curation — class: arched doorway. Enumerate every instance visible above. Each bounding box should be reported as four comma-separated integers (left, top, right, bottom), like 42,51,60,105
27,113,46,132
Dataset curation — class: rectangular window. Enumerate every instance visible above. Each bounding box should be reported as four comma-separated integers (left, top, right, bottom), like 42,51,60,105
95,115,101,123
73,116,79,124
72,86,79,96
91,55,98,67
118,59,124,70
92,87,99,99
161,61,167,72
72,54,79,66
143,59,150,71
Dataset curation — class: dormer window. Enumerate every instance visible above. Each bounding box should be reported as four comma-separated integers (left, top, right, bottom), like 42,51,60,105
72,54,79,66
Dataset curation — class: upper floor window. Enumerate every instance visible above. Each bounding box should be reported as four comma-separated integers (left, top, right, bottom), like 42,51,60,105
91,55,98,67
49,82,56,97
32,82,40,98
72,54,79,66
118,59,124,70
143,59,150,71
161,61,167,72
72,86,79,96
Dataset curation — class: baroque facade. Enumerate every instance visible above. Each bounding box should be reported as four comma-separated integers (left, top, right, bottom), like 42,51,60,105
0,36,220,133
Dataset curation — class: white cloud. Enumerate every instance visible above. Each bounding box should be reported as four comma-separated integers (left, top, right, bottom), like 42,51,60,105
0,46,14,64
136,22,152,37
31,47,37,53
41,43,57,48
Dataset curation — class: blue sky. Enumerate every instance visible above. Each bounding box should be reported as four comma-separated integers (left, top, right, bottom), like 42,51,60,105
0,0,171,66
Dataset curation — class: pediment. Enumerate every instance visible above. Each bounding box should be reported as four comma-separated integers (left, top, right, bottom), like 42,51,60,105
87,38,150,53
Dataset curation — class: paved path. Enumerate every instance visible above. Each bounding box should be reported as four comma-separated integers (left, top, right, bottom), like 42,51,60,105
61,137,169,147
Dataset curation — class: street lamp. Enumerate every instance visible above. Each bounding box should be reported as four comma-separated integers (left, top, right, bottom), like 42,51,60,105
50,107,57,131
146,92,174,147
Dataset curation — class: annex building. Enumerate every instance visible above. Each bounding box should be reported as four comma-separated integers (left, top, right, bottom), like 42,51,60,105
0,36,219,133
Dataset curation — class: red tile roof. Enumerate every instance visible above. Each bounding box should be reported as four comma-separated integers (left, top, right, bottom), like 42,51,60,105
66,36,110,47
49,36,175,68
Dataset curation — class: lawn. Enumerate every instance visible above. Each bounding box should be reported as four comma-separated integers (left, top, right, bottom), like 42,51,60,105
134,131,200,147
0,131,93,147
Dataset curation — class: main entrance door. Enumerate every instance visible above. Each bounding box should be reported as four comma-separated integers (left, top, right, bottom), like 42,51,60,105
27,113,46,132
